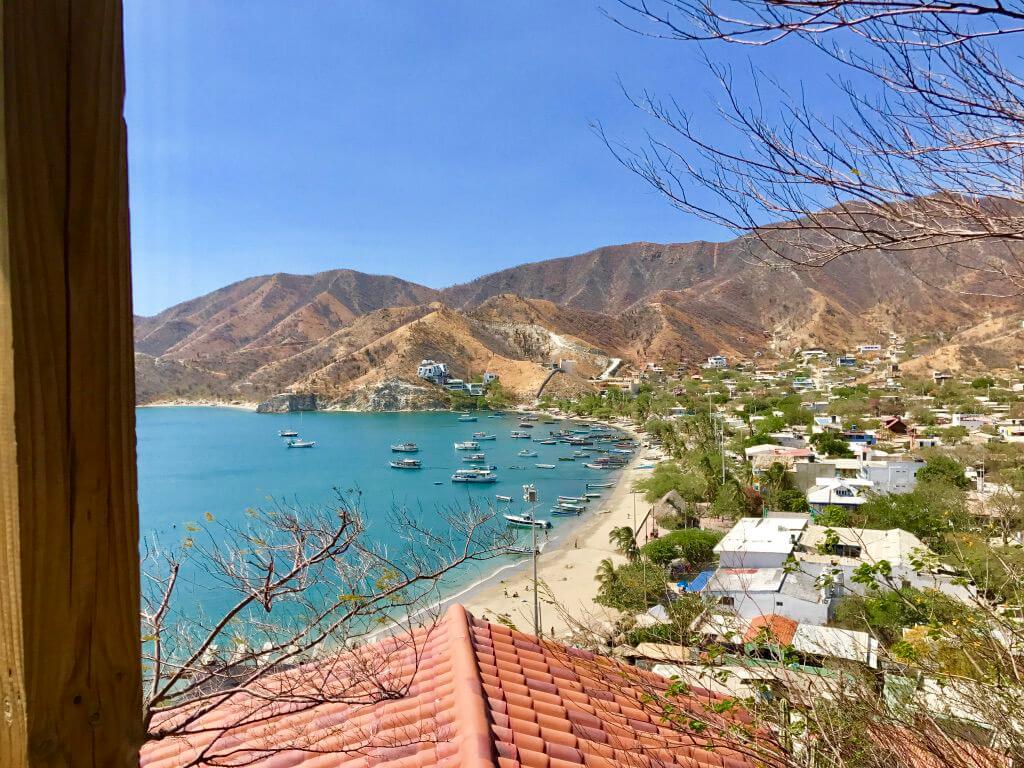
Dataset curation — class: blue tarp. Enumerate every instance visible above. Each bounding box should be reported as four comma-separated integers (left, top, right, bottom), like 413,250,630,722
676,570,714,593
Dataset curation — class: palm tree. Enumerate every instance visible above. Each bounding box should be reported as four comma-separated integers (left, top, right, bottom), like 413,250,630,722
609,526,639,562
594,558,617,590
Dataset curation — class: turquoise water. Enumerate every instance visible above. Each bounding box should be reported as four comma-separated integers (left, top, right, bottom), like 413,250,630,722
137,407,621,616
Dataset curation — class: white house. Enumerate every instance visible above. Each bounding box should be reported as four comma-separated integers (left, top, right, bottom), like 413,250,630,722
998,418,1024,443
806,477,874,511
714,516,808,569
705,355,728,369
417,359,448,383
704,567,834,625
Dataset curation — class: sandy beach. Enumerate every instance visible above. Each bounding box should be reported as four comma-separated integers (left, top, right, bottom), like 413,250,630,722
463,431,660,639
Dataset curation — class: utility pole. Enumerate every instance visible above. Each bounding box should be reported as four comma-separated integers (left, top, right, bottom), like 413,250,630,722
523,483,541,638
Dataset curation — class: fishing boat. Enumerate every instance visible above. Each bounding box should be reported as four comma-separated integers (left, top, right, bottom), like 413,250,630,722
451,468,497,484
572,450,588,457
557,502,585,511
550,507,581,516
503,513,551,529
472,432,497,440
389,458,422,469
495,494,513,502
278,428,299,437
557,495,586,503
538,439,557,445
454,440,480,450
584,492,602,499
391,442,419,453
463,453,487,463
507,543,544,555
510,431,531,439
517,449,538,457
286,439,317,449
587,482,614,488
535,463,556,469
583,462,609,469
457,413,478,422
486,413,504,419
517,422,535,429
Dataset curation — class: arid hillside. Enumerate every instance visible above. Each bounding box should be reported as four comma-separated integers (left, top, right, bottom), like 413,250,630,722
135,224,1024,407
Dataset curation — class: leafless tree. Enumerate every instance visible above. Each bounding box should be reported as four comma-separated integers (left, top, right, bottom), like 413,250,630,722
599,0,1024,295
140,490,513,767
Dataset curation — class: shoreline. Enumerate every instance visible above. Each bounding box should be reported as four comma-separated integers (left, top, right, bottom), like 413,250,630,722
460,423,659,639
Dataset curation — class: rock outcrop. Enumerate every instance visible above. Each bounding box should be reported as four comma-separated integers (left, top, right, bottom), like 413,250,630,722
256,392,318,413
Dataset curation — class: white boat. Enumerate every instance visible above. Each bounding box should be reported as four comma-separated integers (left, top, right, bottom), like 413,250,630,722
557,502,585,511
557,495,586,503
389,459,422,469
457,413,478,422
503,513,551,529
517,449,538,458
279,429,299,437
495,494,513,502
286,439,316,449
587,482,614,488
510,431,531,439
454,440,481,450
507,543,545,555
451,468,497,484
472,432,497,440
391,442,419,453
584,492,603,499
551,507,581,516
535,463,556,469
463,453,487,463
583,463,609,469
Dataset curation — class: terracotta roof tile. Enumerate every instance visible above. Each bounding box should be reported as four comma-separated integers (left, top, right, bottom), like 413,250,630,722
743,614,799,646
140,605,773,767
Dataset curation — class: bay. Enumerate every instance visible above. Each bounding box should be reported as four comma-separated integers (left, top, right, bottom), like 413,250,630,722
136,407,621,620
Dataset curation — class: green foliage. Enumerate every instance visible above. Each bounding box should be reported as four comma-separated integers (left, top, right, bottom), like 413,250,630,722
916,455,970,489
623,596,704,646
843,481,970,551
809,431,855,458
609,526,640,562
971,376,996,389
834,588,973,647
633,461,708,504
813,505,852,527
594,560,667,613
774,488,809,513
640,528,722,567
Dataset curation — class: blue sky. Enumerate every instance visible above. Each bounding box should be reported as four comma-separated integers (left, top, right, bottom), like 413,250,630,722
125,2,835,315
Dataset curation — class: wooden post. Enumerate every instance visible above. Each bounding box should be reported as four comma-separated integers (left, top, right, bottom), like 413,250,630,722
0,2,142,766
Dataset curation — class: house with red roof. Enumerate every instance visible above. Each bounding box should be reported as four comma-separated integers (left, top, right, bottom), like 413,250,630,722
141,605,778,768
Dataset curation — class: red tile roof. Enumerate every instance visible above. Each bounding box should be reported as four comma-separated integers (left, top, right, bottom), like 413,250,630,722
742,614,798,647
141,605,774,768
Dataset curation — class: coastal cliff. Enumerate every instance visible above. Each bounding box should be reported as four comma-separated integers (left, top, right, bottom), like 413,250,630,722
256,392,318,413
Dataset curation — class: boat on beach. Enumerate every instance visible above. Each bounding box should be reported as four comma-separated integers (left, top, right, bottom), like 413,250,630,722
391,442,419,453
454,440,480,450
286,439,316,448
389,458,422,469
503,513,551,529
451,468,497,483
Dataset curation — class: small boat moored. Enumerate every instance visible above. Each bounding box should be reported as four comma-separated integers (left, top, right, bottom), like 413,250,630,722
517,449,538,458
503,513,552,529
278,429,299,437
389,458,422,469
535,463,556,469
451,468,498,484
391,442,419,453
495,494,513,502
286,439,317,449
454,440,481,450
457,413,478,422
462,453,488,463
472,432,497,440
